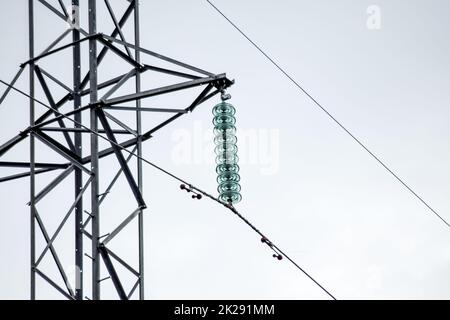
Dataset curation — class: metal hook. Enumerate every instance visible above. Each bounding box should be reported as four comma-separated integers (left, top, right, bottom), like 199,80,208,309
220,89,231,101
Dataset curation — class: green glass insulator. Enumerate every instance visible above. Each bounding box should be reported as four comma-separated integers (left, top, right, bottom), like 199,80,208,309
213,115,236,127
217,172,240,184
212,102,236,116
219,191,242,204
218,181,241,193
215,153,239,165
216,163,240,175
214,126,236,137
213,101,241,204
214,134,237,145
214,143,238,156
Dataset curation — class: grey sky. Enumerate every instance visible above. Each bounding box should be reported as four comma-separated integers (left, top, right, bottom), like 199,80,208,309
1,0,450,299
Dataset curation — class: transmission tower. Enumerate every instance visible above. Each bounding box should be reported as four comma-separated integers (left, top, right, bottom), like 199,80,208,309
0,0,232,300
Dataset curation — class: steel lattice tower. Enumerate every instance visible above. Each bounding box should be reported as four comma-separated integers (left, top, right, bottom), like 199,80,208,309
0,0,232,300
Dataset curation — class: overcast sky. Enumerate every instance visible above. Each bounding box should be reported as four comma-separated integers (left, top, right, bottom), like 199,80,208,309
1,0,450,300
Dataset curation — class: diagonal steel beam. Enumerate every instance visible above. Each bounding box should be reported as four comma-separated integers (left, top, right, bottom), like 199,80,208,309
99,145,137,205
102,208,140,245
34,209,74,298
35,268,74,300
0,67,25,105
97,38,141,69
199,88,221,105
104,0,133,59
0,161,68,169
82,229,92,240
101,34,215,77
104,75,226,105
30,104,92,132
40,29,72,57
142,64,201,80
80,134,151,165
127,278,140,299
37,0,88,36
83,145,138,229
57,0,68,17
34,131,90,174
31,94,72,130
101,68,137,101
0,134,28,157
22,34,98,67
41,127,133,135
97,109,146,208
31,165,75,205
38,0,68,21
34,131,79,162
103,111,137,136
35,177,92,266
105,247,139,277
99,245,127,300
145,83,215,135
103,106,188,113
0,168,58,183
40,67,73,93
79,70,146,97
35,66,76,153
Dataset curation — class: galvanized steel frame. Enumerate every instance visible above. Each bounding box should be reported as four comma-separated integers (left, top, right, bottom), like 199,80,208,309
0,0,232,300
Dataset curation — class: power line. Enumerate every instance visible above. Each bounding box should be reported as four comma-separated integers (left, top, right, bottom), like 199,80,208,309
204,0,450,229
0,78,337,300
202,191,337,300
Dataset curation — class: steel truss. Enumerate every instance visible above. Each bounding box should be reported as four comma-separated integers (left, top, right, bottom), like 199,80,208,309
0,0,232,300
